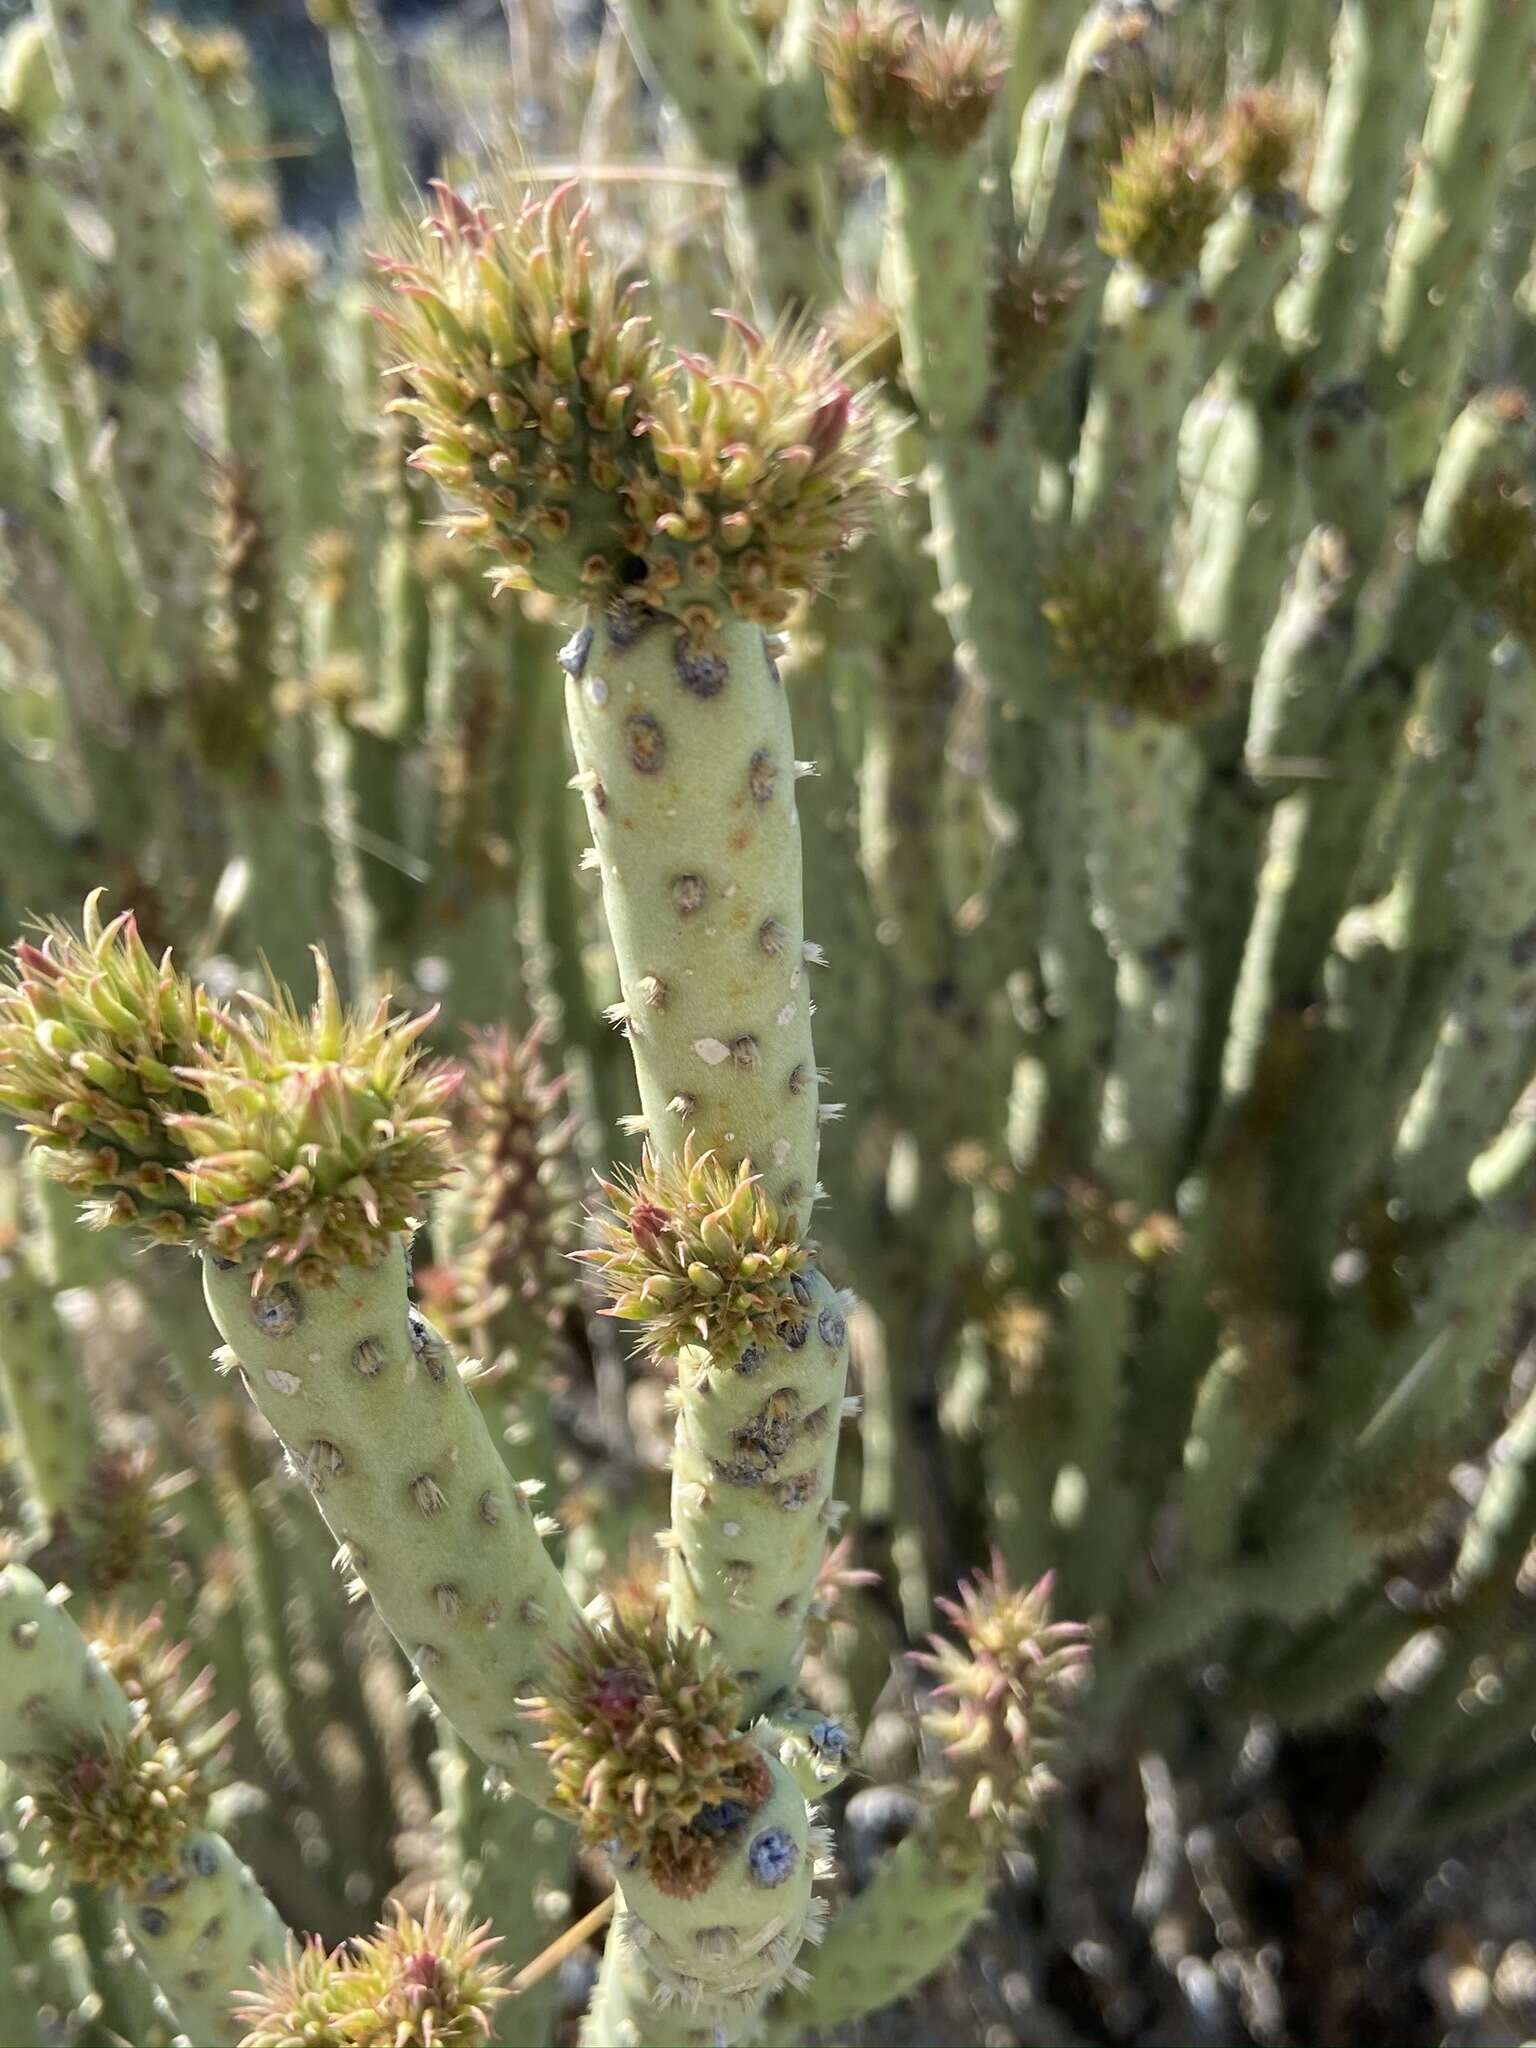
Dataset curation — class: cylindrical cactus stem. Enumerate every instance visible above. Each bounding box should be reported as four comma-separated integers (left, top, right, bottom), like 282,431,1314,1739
1382,386,1536,677
0,906,587,1807
208,1406,306,1795
1370,0,1536,480
618,0,840,313
413,577,522,1029
1036,718,1114,1162
0,1222,96,1544
1245,1597,1424,1733
0,1564,288,2047
882,150,995,436
561,612,822,1226
434,1734,570,2048
1365,1379,1536,1836
783,641,889,1266
1012,0,1165,252
247,234,353,545
306,0,410,225
144,21,250,355
1042,532,1224,1206
580,1147,852,1717
200,1247,585,1809
1227,658,1415,1078
159,20,266,166
1196,187,1304,377
1276,0,1434,369
1177,1311,1300,1571
1072,271,1205,537
769,1561,1090,2033
36,0,213,685
666,1268,852,1712
1071,113,1225,534
1392,632,1536,1214
766,1831,989,2036
1242,374,1393,779
0,91,156,697
381,176,877,1730
997,0,1082,139
1239,614,1474,1202
815,0,1011,789
524,1618,828,2047
924,254,1079,721
855,569,963,1014
1285,1111,1536,1552
0,1887,48,2048
1222,394,1533,1129
12,1849,172,2048
1244,528,1363,780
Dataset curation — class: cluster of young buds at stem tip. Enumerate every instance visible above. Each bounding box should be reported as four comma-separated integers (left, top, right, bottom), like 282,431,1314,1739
912,1558,1093,1852
234,1899,508,2048
0,900,458,1288
376,181,883,628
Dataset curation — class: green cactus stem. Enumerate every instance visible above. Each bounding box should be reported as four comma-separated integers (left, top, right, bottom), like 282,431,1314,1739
818,2,1004,430
1245,1596,1424,1733
1392,633,1536,1214
0,904,588,1806
37,0,214,686
201,1241,586,1811
1196,189,1304,377
1074,147,1222,529
434,1734,569,2047
306,0,410,226
0,81,158,702
1276,0,1434,369
0,1216,95,1544
1242,384,1389,782
1355,1378,1536,1850
247,234,354,545
561,612,825,1225
998,0,1083,139
580,1144,853,1715
770,1562,1089,2032
1372,0,1536,474
617,0,841,313
0,1564,288,2046
1177,1310,1299,1571
1012,0,1167,254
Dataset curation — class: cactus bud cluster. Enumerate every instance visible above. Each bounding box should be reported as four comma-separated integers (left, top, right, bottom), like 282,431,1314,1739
19,1721,208,1887
578,1137,809,1364
1041,530,1228,722
1218,85,1309,195
0,902,454,1282
1097,115,1225,281
523,1613,773,1897
380,184,880,627
16,1609,236,1896
912,1560,1092,1850
816,0,1005,156
234,1900,507,2048
432,1022,579,1349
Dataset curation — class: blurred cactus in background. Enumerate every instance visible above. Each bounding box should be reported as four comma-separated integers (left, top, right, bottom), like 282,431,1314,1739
5,1,1536,2043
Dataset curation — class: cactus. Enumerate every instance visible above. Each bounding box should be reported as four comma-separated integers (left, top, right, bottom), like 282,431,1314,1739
8,3,1536,2044
0,1562,287,2046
